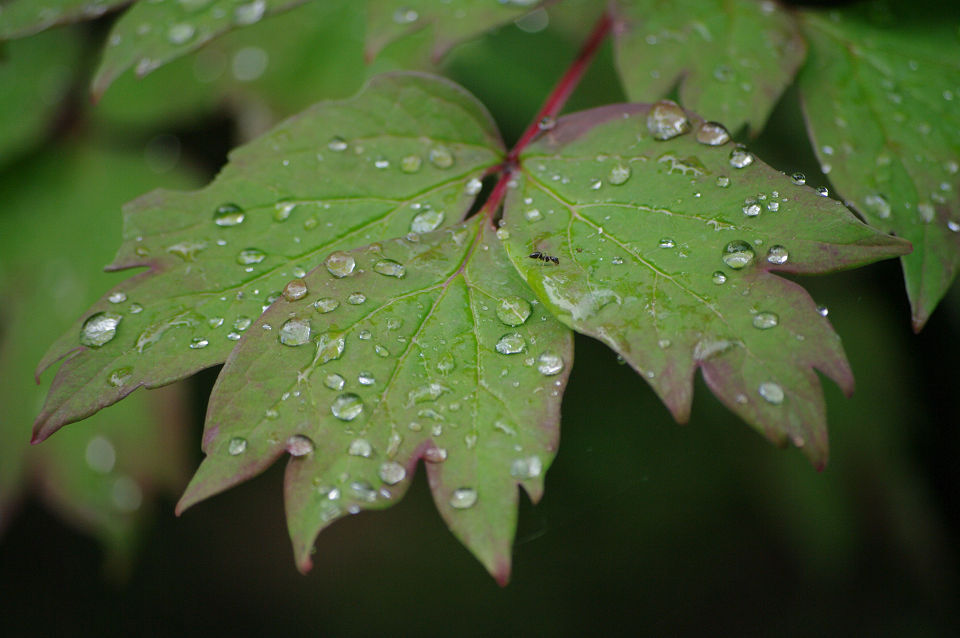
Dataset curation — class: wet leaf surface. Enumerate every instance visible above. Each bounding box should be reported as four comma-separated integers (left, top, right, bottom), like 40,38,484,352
500,101,910,466
612,0,806,134
177,218,572,582
798,2,960,329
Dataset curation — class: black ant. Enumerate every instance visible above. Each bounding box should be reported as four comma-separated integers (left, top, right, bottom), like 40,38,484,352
529,251,559,265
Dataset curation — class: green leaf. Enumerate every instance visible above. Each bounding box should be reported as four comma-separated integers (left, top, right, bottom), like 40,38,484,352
177,218,572,582
0,0,130,39
0,143,194,562
797,2,960,330
34,73,504,442
365,0,544,63
0,27,82,167
612,0,806,134
500,101,910,467
91,0,310,97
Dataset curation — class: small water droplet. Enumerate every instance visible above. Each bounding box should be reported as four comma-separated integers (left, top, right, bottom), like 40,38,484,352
465,178,483,195
758,381,784,405
696,121,730,146
766,245,789,265
742,197,762,217
286,434,314,456
315,298,340,314
538,116,556,131
331,393,363,421
283,278,308,301
189,336,209,349
411,209,445,234
374,259,406,278
658,237,676,248
817,305,829,317
496,332,526,354
228,437,247,455
107,367,132,387
167,23,195,44
80,312,122,347
393,7,418,23
712,271,727,285
436,353,455,374
324,373,345,390
234,0,266,25
358,330,372,340
817,186,829,197
374,158,390,169
729,146,754,168
496,296,532,326
237,248,266,265
536,352,564,375
647,100,691,140
524,208,543,222
429,146,454,168
348,438,373,457
274,202,295,222
347,292,366,305
948,220,960,233
791,172,806,185
752,311,779,329
449,487,478,509
327,136,348,152
400,155,422,173
510,456,542,479
278,318,311,346
108,291,127,304
213,203,245,227
325,251,355,277
722,240,755,269
358,371,375,386
612,256,624,265
609,163,631,185
129,303,143,314
379,462,406,485
424,448,448,463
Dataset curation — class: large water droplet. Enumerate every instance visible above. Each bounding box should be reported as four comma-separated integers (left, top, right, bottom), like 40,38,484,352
325,251,355,277
80,312,122,347
379,462,406,485
283,278,308,301
213,203,245,227
429,146,454,168
228,437,247,455
331,393,364,421
537,352,564,376
696,121,730,146
766,245,789,265
722,240,755,269
411,209,444,233
496,296,532,326
449,487,478,509
647,100,691,140
758,381,784,405
286,434,314,456
729,147,754,168
237,248,266,265
609,163,631,185
495,332,526,354
752,311,779,329
510,456,543,479
374,259,406,278
279,318,311,346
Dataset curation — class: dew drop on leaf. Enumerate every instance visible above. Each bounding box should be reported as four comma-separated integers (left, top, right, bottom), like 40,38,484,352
647,100,691,140
331,393,364,421
228,437,247,456
716,175,731,188
278,318,311,346
609,163,631,185
327,136,348,152
722,240,755,269
80,312,122,347
213,203,245,227
817,186,829,197
358,372,375,386
790,172,806,185
189,336,209,349
712,271,727,285
108,291,127,304
766,245,789,265
373,259,406,278
495,332,526,354
347,292,366,305
411,209,445,234
283,278,308,301
817,305,829,317
315,298,339,314
758,382,785,405
234,0,266,25
428,146,454,168
315,332,345,363
167,23,195,44
400,154,422,173
285,434,315,457
325,251,355,277
237,248,266,265
742,197,762,217
696,121,731,146
510,456,542,479
449,488,478,509
378,462,406,485
524,208,542,222
658,237,676,248
348,438,373,457
536,352,564,376
465,178,483,195
323,373,345,391
752,311,779,330
729,146,754,168
107,367,132,387
496,296,532,326
424,448,447,463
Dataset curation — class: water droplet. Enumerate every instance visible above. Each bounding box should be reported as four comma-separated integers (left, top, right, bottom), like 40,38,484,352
213,203,245,227
766,201,780,212
325,251,355,277
712,271,727,285
108,367,132,387
273,202,295,222
411,209,444,234
278,318,311,346
331,393,363,421
400,155,422,173
496,333,526,354
609,163,631,185
658,237,676,248
350,480,377,502
348,438,372,457
436,352,455,374
465,178,483,195
791,172,806,185
283,278,308,301
716,175,731,188
379,462,406,485
315,332,345,364
817,305,829,317
311,299,337,315
524,208,543,222
449,488,478,509
237,248,266,265
167,241,206,261
424,448,448,463
189,336,209,349
742,197,762,217
374,259,406,278
729,146,754,168
429,146,454,168
327,136,348,152
129,303,143,314
537,352,564,376
817,186,829,197
393,7,418,23
722,240,755,269
496,296,532,326
647,100,691,140
167,23,195,44
374,157,390,169
510,456,542,479
324,373,345,390
612,256,624,265
80,312,122,347
358,371,375,386
347,292,366,305
374,344,390,357
538,116,556,131
758,382,784,405
696,121,730,146
948,220,960,233
107,291,127,304
752,311,779,329
358,330,372,340
286,434,314,456
228,437,247,455
766,245,789,265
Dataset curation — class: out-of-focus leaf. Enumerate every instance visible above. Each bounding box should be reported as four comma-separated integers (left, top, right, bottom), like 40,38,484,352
0,143,196,562
365,0,545,63
35,73,504,443
0,0,129,39
91,0,309,97
177,218,572,583
500,102,909,466
0,27,82,167
798,1,960,330
612,0,806,134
